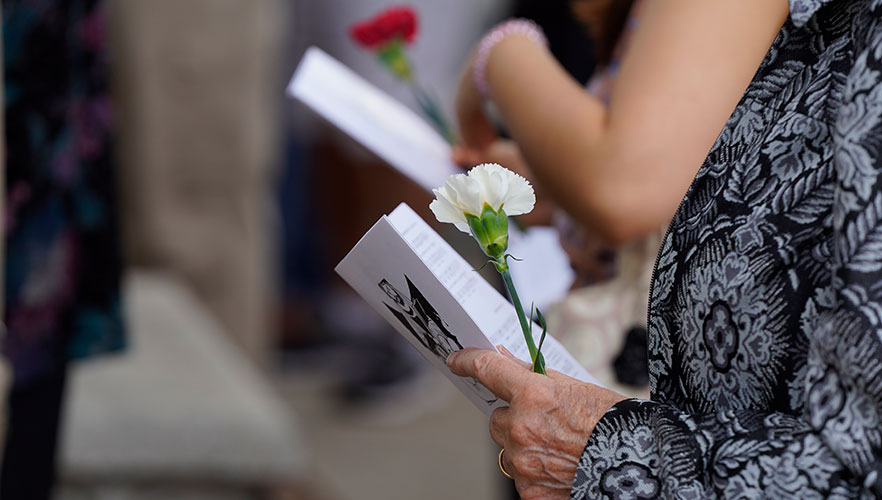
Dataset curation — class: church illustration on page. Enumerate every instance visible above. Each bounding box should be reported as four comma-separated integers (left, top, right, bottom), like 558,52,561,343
378,275,498,405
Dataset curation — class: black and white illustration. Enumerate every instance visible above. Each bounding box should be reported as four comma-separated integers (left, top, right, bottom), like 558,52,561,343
379,275,497,405
379,275,463,360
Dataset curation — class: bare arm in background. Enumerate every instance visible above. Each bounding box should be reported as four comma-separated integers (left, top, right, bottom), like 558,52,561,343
456,0,789,244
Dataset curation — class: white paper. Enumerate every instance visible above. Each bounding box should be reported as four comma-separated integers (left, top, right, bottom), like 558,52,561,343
335,203,598,415
288,46,459,191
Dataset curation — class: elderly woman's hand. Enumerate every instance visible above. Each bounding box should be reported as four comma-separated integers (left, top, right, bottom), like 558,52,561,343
447,347,626,499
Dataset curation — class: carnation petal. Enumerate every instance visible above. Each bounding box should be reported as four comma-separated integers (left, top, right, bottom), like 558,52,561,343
500,174,535,216
468,163,535,216
445,172,483,215
429,194,468,231
452,220,471,233
436,174,466,206
471,163,508,210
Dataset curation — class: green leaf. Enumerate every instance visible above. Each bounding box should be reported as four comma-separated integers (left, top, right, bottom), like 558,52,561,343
536,308,548,355
532,351,546,374
529,303,535,336
532,308,548,374
473,259,497,272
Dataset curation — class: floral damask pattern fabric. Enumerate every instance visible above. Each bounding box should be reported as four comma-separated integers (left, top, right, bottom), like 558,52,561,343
571,0,882,498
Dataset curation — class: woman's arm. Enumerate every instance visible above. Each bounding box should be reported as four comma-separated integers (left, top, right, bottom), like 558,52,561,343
457,0,789,243
450,11,882,499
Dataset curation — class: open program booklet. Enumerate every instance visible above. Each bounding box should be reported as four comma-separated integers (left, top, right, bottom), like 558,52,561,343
336,203,598,415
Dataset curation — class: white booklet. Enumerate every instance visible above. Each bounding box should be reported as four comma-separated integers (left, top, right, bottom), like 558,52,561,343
335,203,598,415
288,46,574,309
287,45,457,191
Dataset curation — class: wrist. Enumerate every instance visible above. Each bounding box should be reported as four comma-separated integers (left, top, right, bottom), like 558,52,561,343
472,18,548,99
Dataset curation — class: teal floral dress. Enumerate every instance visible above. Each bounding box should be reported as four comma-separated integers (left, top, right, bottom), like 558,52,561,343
4,0,125,387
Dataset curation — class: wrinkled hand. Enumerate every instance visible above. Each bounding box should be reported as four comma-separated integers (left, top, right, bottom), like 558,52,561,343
447,347,626,499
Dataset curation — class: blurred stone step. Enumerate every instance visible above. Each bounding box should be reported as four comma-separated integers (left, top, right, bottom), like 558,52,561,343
59,272,309,496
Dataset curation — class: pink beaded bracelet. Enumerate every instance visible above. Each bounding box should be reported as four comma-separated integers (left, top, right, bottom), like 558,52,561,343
472,18,549,99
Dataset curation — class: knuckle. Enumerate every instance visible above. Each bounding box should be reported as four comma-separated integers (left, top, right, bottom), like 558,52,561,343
489,411,505,437
470,351,495,379
521,383,555,407
489,408,502,425
489,408,505,427
508,419,534,446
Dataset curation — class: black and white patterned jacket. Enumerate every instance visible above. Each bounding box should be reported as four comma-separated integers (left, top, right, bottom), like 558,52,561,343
572,1,882,498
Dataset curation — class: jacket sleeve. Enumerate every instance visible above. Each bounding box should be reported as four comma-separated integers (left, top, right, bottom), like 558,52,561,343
570,16,882,500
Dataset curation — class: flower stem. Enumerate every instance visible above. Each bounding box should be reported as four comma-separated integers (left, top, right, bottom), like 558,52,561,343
499,264,546,375
410,82,458,145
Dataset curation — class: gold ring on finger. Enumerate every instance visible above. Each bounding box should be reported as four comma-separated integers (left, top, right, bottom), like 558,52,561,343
498,448,513,480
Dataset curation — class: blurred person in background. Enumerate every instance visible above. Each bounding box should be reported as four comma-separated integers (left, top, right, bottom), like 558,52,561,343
456,0,661,400
0,19,8,475
2,0,126,498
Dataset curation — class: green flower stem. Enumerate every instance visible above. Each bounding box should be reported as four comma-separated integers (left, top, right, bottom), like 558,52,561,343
499,263,546,375
410,82,458,145
376,41,413,81
373,40,457,145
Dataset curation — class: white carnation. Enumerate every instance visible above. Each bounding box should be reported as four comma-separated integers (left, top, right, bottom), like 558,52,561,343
429,163,535,233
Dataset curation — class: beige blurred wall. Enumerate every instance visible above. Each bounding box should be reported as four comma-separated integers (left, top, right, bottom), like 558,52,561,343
108,0,284,363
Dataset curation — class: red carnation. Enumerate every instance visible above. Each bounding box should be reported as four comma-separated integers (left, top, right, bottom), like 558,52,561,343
349,5,418,49
350,22,381,48
393,7,417,42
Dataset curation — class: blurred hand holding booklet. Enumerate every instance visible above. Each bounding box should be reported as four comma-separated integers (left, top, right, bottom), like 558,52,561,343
335,204,598,414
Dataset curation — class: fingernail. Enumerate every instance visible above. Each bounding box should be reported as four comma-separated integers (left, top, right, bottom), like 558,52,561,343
497,345,516,359
447,351,458,366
